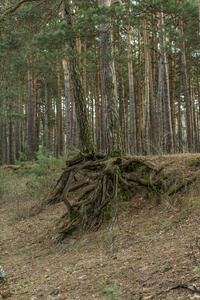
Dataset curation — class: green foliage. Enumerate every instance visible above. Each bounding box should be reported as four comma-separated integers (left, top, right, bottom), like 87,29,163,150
103,205,112,221
196,264,200,276
100,282,121,300
0,169,8,199
15,147,65,197
144,191,153,200
118,188,127,202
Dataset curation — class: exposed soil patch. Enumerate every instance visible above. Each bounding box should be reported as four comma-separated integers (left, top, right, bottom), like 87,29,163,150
1,154,200,299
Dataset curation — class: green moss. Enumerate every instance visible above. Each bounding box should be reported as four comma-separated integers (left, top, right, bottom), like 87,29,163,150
104,168,113,175
140,178,150,186
71,210,80,221
168,179,196,196
103,205,112,221
141,166,151,175
189,200,199,208
154,179,164,189
191,157,200,167
56,214,69,226
90,244,98,249
163,173,168,179
66,152,82,167
28,204,38,212
180,209,187,215
110,149,124,157
144,191,153,200
118,188,128,201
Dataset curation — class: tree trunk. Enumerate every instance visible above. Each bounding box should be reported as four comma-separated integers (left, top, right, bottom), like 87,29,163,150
8,120,14,164
126,20,135,154
98,0,123,156
178,57,183,153
156,65,162,152
56,61,63,157
197,54,200,121
94,40,101,152
43,73,49,151
158,12,174,153
62,59,71,153
63,0,94,154
14,121,20,161
27,69,36,160
199,0,200,38
100,68,106,152
137,20,142,154
143,17,150,154
117,24,125,150
0,118,3,165
0,97,4,164
179,16,192,152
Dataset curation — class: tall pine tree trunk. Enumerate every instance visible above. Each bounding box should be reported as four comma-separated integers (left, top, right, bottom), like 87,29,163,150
100,68,106,152
8,120,14,164
179,16,192,152
178,57,183,152
137,20,142,154
117,24,125,150
62,59,71,153
158,12,174,153
27,69,36,160
56,61,63,157
98,0,123,155
143,17,150,154
0,97,3,164
126,20,135,154
14,121,20,161
63,0,94,154
43,73,49,151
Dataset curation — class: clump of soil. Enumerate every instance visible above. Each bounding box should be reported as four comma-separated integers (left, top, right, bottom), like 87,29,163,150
1,154,200,299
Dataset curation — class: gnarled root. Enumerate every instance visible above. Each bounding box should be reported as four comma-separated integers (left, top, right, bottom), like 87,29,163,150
47,155,162,240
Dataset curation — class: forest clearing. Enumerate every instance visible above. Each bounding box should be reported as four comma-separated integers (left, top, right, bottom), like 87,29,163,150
1,154,200,299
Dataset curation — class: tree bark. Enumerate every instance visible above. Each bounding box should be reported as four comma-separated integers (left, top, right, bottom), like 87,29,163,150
178,57,183,153
126,20,135,154
98,0,124,156
43,72,49,151
158,12,174,153
137,20,142,154
8,120,14,164
27,69,36,160
62,59,71,153
179,16,192,152
56,61,63,157
63,0,94,154
143,17,150,154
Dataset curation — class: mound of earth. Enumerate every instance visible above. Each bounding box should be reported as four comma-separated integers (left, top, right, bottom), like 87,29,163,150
1,154,200,299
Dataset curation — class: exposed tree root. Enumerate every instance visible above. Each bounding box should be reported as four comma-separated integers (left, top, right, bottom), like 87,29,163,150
45,154,165,240
46,153,198,240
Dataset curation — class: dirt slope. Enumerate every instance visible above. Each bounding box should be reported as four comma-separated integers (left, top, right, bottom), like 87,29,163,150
1,154,200,299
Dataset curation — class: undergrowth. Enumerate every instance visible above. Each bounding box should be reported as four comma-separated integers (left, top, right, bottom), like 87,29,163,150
0,148,80,214
16,147,68,199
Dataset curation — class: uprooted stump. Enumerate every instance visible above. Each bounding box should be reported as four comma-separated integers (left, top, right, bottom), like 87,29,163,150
46,154,164,240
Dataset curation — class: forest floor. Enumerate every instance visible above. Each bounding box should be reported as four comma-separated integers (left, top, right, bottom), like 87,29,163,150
2,154,200,299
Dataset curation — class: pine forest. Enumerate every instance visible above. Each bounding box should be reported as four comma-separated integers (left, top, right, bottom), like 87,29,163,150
0,0,200,163
2,2,200,298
